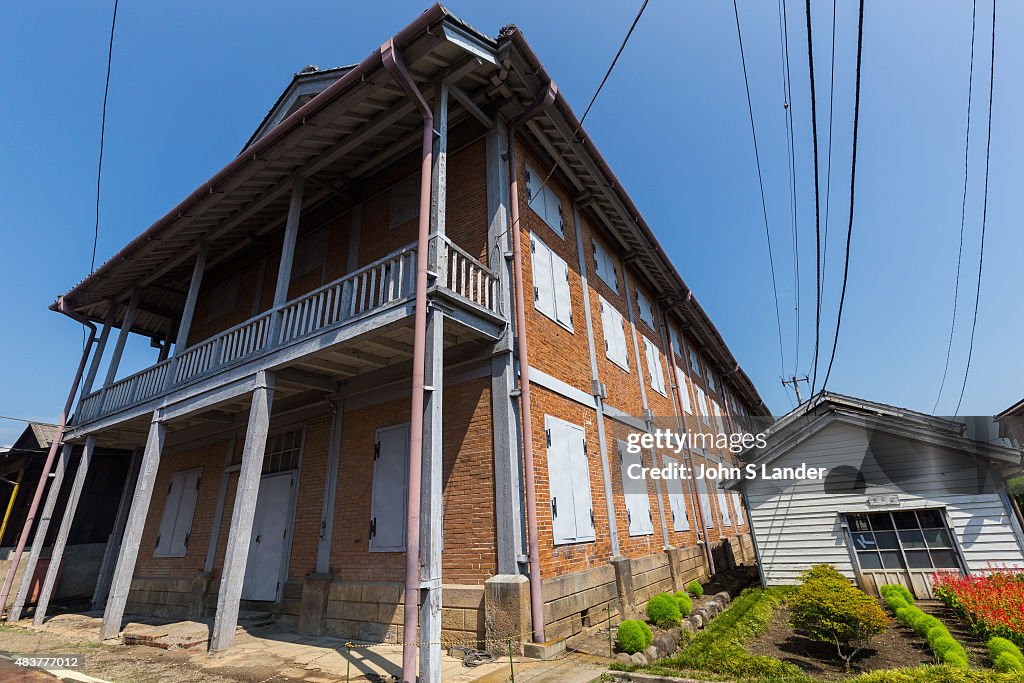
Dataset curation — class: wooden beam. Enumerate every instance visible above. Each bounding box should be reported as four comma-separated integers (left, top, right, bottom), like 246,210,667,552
102,291,140,388
6,446,70,623
449,84,492,129
34,437,96,624
276,368,337,392
209,372,275,653
101,413,165,640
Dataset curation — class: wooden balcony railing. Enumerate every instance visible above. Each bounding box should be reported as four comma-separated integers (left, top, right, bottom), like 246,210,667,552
431,234,500,316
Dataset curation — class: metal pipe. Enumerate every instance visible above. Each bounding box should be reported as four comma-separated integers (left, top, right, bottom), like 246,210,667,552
380,39,433,683
506,82,556,643
0,297,97,613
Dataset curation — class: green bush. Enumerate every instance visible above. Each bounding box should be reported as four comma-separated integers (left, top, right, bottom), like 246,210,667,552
879,583,915,605
849,665,1023,682
616,619,653,654
686,580,704,597
801,563,850,584
646,592,682,628
673,591,693,617
881,593,969,668
789,567,889,670
989,637,1024,673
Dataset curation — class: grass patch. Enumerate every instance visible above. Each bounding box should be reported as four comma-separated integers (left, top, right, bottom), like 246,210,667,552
653,587,808,681
844,665,1024,682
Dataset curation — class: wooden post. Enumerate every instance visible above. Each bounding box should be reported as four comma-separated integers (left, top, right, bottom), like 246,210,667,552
204,438,237,574
418,82,447,683
92,447,142,609
164,244,208,388
34,436,96,624
315,402,343,574
268,180,304,344
209,372,275,653
100,413,165,640
485,119,524,574
82,306,117,399
102,291,140,389
6,445,70,623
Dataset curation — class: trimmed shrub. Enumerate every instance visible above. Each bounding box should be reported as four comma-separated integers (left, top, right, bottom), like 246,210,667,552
616,619,653,654
989,637,1024,673
646,592,682,628
850,665,1023,682
686,580,704,597
789,567,889,669
881,591,969,668
879,583,915,606
673,591,693,617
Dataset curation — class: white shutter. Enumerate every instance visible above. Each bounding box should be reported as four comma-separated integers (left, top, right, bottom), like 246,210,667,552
601,297,629,370
644,337,666,396
662,456,690,531
154,468,201,558
732,492,745,525
525,164,564,237
717,484,732,527
696,386,709,424
676,368,692,414
567,423,594,541
669,326,681,358
369,423,409,551
593,240,618,292
525,164,539,209
688,348,701,376
547,417,593,544
712,400,725,434
551,252,573,329
531,234,556,318
637,290,655,328
619,442,653,537
545,186,565,237
698,475,714,529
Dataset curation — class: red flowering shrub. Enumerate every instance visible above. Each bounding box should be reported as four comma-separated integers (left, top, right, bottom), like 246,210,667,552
932,563,1024,648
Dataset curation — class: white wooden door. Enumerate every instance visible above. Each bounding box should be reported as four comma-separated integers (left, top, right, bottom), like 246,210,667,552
242,472,295,601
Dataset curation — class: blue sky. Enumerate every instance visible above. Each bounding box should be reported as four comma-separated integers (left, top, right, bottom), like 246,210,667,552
1,1,1021,445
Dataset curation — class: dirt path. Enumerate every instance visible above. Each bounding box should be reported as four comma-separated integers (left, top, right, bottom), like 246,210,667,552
0,624,314,683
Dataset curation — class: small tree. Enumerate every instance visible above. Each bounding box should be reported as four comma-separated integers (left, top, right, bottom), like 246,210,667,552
789,567,889,670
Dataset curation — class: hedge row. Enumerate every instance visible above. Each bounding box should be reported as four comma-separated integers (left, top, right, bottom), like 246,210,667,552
988,636,1024,673
879,584,968,668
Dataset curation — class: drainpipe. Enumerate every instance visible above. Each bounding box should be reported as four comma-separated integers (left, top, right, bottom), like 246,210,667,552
0,297,97,613
506,82,556,643
380,39,433,683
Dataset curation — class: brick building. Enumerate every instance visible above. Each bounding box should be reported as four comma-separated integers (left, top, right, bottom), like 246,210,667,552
5,5,770,680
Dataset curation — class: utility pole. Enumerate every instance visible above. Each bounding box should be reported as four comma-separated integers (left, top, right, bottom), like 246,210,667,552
782,375,809,404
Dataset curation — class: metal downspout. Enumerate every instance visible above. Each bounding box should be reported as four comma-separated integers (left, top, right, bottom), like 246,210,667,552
0,297,97,613
380,39,433,683
506,82,556,643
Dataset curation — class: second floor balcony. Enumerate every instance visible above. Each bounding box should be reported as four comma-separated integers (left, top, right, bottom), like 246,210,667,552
73,233,504,433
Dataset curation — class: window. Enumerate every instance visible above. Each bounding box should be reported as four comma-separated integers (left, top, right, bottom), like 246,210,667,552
547,417,595,544
592,240,619,292
619,442,654,537
369,423,410,551
697,474,714,529
711,400,725,435
636,289,655,329
264,428,303,474
643,336,667,396
525,163,564,237
687,347,702,377
707,370,717,394
676,368,692,414
291,228,328,280
389,175,420,229
716,483,732,527
531,233,573,330
669,326,682,359
599,296,629,371
205,274,240,322
695,386,710,424
154,468,202,557
663,456,690,532
845,509,961,571
732,492,745,525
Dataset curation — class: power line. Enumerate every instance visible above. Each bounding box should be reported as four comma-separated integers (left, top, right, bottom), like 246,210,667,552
732,0,787,379
954,0,996,416
820,0,866,393
92,0,120,276
0,415,46,426
776,0,802,376
804,0,823,397
818,0,837,352
932,0,978,415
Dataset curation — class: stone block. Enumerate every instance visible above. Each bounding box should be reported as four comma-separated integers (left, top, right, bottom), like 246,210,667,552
297,573,332,635
484,574,530,656
609,556,636,620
